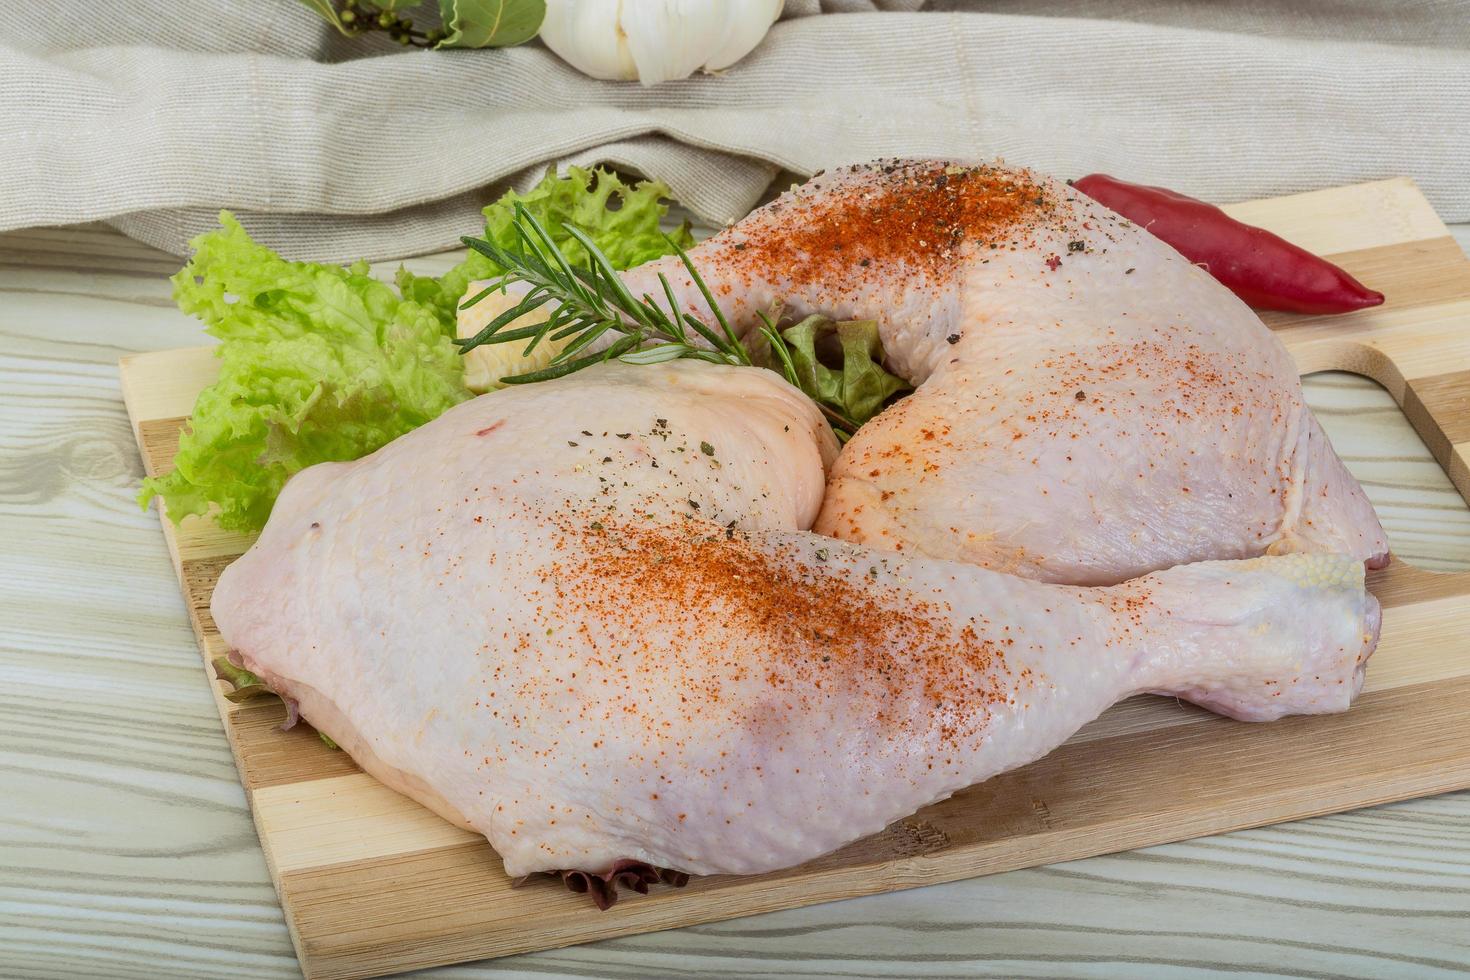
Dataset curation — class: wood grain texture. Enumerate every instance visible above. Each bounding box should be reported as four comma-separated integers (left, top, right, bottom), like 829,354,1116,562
2,195,1469,980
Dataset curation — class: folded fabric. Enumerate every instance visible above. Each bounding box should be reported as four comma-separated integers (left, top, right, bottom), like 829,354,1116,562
4,0,1467,261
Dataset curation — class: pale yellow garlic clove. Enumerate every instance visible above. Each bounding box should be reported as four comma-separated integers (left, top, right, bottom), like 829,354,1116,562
457,282,569,393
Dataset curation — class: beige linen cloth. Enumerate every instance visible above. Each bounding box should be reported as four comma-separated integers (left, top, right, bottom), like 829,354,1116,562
4,0,1468,262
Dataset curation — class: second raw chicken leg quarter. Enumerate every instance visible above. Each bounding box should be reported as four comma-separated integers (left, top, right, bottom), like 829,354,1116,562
619,160,1389,584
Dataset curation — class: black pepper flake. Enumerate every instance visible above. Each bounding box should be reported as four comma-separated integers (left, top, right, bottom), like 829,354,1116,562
1068,240,1086,253
1075,390,1087,401
700,441,715,456
602,456,613,463
859,258,871,267
567,441,578,447
688,499,700,510
946,333,961,345
616,433,631,439
581,430,593,436
589,521,604,531
732,242,747,251
1125,267,1136,274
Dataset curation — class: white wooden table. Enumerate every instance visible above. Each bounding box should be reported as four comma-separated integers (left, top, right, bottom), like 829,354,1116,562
2,223,1469,979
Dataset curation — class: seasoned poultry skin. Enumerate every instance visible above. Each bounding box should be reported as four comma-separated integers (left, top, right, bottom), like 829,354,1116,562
620,160,1389,584
212,361,1379,881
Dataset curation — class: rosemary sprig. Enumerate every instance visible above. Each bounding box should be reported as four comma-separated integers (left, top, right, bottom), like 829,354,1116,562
456,203,750,386
455,204,903,439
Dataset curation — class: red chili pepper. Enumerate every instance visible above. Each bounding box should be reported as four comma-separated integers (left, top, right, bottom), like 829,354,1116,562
1072,173,1384,315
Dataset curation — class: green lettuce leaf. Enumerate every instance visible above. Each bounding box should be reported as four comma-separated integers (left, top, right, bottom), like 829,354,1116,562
211,656,272,703
403,166,694,328
140,169,689,534
139,213,472,533
211,655,337,747
767,316,911,439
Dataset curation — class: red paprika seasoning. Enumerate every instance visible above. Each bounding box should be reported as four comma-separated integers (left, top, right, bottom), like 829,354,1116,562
1073,174,1384,315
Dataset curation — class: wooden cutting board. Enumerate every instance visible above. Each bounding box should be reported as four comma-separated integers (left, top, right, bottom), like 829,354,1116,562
119,178,1470,980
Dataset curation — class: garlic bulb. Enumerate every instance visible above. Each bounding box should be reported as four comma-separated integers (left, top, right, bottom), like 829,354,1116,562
457,282,568,393
540,0,785,86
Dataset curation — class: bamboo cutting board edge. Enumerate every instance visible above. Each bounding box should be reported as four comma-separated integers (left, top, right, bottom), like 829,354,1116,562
120,176,1470,980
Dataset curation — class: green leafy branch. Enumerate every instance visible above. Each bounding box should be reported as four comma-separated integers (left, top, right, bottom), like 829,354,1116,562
299,0,544,49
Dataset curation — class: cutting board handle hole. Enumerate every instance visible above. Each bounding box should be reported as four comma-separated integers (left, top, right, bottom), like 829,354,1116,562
1304,341,1470,576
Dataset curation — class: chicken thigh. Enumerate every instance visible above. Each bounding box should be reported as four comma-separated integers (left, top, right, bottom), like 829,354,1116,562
212,362,1379,886
619,160,1388,584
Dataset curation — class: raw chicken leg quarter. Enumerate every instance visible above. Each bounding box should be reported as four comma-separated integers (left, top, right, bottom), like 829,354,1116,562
620,159,1389,584
214,360,1381,891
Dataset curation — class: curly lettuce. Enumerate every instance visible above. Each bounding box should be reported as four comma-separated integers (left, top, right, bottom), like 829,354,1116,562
402,165,694,327
778,316,910,434
749,315,911,441
141,167,688,533
139,213,472,532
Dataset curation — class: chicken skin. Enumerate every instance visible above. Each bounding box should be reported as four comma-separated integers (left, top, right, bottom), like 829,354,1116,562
620,160,1388,583
212,362,1379,882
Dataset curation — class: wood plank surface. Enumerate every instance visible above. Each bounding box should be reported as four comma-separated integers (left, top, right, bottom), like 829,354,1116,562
101,179,1470,979
6,209,1470,980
